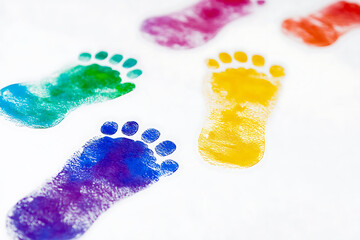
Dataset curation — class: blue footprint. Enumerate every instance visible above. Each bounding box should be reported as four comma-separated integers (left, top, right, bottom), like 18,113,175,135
7,121,178,240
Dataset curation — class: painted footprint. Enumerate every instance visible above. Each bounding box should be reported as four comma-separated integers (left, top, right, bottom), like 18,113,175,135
0,51,142,128
141,0,265,49
7,121,178,240
282,1,360,47
198,51,285,168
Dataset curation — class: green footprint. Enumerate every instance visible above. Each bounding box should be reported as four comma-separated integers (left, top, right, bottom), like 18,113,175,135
0,51,142,128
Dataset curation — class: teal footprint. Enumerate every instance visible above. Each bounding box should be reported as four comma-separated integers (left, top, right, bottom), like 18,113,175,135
0,51,142,128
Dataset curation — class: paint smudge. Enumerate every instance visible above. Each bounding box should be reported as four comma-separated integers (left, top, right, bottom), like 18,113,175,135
282,1,360,47
7,121,178,240
141,0,264,49
0,51,142,128
198,52,285,168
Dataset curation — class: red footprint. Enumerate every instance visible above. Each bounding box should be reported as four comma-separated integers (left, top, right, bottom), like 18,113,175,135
282,1,360,47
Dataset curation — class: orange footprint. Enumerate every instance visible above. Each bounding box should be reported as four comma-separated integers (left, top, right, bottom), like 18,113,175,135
198,52,285,168
282,1,360,47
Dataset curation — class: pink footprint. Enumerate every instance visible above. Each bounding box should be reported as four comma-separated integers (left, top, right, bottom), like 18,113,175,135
141,0,265,49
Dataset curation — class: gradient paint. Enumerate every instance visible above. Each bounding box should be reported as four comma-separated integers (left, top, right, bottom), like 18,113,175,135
141,0,265,49
7,121,178,240
199,52,285,168
0,51,142,128
282,1,360,47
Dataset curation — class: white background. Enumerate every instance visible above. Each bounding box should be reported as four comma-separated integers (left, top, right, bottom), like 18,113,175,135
1,0,360,239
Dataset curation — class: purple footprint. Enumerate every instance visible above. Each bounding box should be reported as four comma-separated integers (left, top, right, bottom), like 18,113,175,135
7,121,179,240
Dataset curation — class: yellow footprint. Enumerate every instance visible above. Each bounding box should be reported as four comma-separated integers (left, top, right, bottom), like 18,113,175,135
198,51,285,168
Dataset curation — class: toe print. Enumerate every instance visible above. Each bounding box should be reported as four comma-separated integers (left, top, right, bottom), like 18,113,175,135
121,120,139,136
101,121,119,135
199,51,285,168
0,51,142,129
141,128,161,143
7,121,178,240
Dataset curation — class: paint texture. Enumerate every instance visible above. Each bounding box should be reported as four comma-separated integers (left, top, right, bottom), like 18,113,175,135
141,0,263,49
7,121,178,240
282,1,360,47
0,51,142,128
199,52,285,168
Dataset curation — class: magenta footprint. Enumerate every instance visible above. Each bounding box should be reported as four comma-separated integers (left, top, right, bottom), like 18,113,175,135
141,0,265,49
